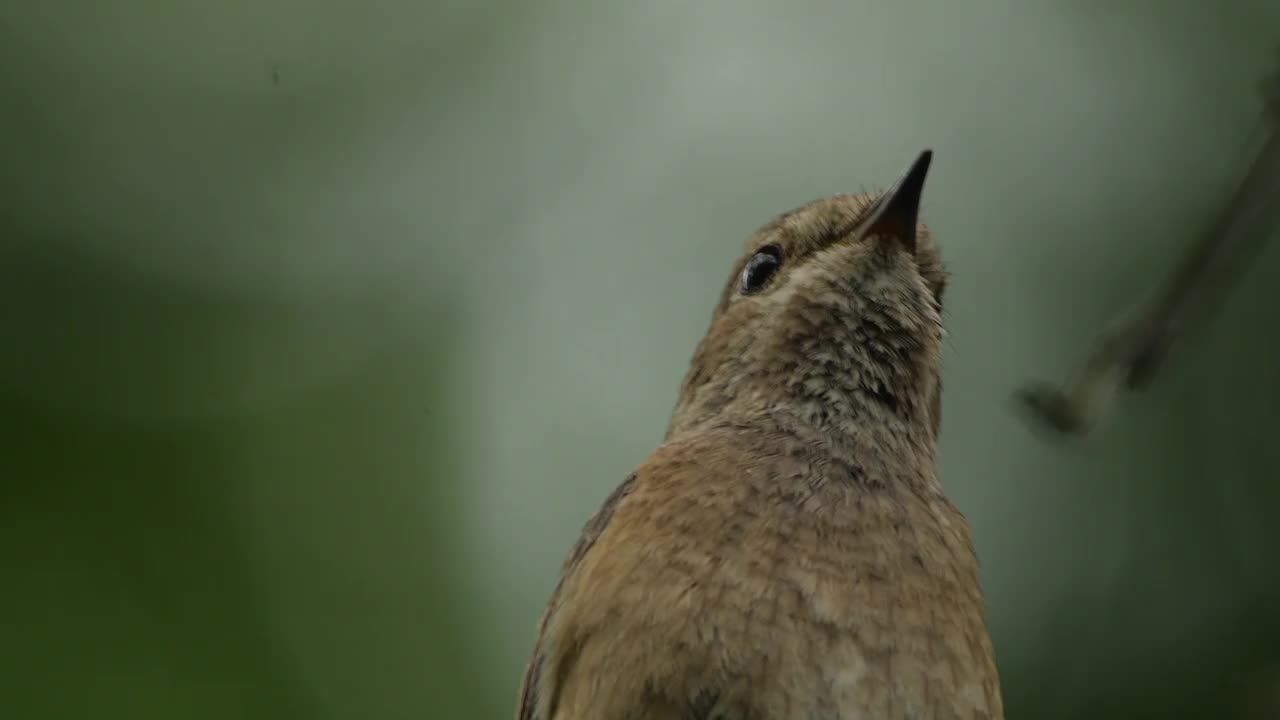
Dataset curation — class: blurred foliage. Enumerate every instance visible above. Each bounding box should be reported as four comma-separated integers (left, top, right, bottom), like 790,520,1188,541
0,239,500,718
2,1,1280,719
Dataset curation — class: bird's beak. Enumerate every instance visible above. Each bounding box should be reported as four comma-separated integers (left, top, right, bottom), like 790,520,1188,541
858,149,932,254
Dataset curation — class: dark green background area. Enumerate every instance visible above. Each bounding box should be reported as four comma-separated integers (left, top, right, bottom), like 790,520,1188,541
3,1,1279,718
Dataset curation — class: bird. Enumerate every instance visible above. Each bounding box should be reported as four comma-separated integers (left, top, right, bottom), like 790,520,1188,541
516,150,1004,720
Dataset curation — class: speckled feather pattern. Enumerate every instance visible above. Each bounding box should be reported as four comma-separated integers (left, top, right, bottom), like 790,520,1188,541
517,192,1003,720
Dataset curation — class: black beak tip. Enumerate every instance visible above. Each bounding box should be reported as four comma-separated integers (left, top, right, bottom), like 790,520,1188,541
863,149,933,251
897,148,933,202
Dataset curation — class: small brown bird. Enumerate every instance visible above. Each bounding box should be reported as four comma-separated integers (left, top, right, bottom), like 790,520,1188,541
517,150,1003,719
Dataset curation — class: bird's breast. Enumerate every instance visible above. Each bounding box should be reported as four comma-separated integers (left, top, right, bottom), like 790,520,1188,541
551,454,1001,719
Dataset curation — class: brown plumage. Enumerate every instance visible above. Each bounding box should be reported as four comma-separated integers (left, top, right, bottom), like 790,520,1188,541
517,151,1003,719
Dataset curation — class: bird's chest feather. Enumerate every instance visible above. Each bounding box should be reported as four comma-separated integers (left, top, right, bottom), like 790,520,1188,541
548,462,1001,719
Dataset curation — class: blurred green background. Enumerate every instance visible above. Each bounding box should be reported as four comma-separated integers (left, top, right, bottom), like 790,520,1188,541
3,1,1280,718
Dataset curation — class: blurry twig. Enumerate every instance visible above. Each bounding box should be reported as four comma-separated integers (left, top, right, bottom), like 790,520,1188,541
1018,57,1280,435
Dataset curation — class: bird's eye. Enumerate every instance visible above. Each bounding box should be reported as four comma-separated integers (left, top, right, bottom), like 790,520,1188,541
740,245,783,294
740,244,783,294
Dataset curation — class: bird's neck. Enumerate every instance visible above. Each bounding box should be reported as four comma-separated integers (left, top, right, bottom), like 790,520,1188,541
665,367,940,482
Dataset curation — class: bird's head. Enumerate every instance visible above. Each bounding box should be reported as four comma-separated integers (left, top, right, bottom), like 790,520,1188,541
667,150,948,447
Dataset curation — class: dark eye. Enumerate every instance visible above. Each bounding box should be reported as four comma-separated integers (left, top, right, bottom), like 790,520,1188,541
740,244,782,294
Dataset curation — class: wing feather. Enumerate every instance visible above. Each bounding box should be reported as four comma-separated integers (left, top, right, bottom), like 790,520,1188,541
515,473,638,720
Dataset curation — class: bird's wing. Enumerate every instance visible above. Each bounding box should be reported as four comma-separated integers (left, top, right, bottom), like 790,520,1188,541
515,472,638,720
